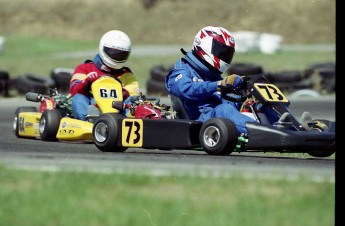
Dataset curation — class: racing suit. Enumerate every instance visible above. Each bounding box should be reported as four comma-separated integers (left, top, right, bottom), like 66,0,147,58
165,50,258,135
70,54,140,120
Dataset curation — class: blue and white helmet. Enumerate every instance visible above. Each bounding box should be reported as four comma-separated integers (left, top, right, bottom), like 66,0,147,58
192,26,235,73
99,30,131,69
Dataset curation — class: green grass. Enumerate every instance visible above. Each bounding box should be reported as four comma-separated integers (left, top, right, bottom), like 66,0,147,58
0,166,335,226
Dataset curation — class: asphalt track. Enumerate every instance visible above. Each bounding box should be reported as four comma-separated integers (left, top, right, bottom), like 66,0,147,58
0,96,335,182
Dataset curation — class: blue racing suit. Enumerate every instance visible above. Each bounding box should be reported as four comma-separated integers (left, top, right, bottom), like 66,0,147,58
165,50,257,135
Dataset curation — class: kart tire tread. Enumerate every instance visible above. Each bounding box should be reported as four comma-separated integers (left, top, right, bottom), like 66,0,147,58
93,113,128,152
199,118,238,156
39,109,61,141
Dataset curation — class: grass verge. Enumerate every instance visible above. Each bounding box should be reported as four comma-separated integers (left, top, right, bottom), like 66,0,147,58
0,165,335,226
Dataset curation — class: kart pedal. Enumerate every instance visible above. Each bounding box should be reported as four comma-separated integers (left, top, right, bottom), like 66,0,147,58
300,111,313,131
274,112,293,128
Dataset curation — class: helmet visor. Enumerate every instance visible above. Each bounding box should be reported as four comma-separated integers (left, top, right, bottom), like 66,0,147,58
211,40,234,64
103,46,130,63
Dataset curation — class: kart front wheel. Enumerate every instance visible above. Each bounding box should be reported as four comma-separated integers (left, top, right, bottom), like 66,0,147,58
13,107,38,137
307,119,335,158
39,110,61,141
199,118,238,156
92,113,128,152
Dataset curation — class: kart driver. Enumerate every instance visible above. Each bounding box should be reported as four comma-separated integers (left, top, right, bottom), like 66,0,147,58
165,25,283,135
69,30,141,120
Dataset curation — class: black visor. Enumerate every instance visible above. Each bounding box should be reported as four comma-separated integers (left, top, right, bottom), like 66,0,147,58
103,46,130,63
211,40,235,64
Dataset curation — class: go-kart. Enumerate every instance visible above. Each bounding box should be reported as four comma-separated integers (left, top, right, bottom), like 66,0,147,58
13,76,171,141
92,74,335,158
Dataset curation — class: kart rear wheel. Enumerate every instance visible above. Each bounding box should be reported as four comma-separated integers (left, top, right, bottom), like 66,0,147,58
93,113,128,152
39,110,61,141
307,119,335,158
199,118,238,156
13,107,38,137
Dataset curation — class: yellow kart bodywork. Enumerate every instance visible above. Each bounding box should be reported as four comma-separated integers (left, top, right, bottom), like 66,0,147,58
16,112,93,141
14,76,125,142
17,112,42,138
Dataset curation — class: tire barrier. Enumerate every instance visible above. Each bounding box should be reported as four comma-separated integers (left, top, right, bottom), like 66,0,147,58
14,74,55,95
146,61,335,97
146,64,173,96
0,70,10,97
227,62,335,95
304,62,335,78
146,79,169,96
300,62,335,94
8,62,331,97
319,68,335,93
226,62,263,76
50,68,73,94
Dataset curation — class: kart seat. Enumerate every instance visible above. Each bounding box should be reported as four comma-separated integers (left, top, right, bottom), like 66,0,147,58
170,94,190,120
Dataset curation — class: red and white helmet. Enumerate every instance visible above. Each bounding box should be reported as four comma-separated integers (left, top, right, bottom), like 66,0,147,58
99,30,131,69
192,26,235,73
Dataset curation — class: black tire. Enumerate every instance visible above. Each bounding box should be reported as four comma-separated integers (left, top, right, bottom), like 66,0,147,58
199,118,238,156
146,79,169,96
15,75,54,95
319,68,335,79
322,77,335,93
0,70,10,97
39,110,62,141
226,63,263,76
150,65,166,82
304,62,335,78
267,70,303,83
150,64,173,82
92,113,128,152
13,107,38,137
0,70,9,80
307,119,335,158
50,68,73,94
319,69,335,93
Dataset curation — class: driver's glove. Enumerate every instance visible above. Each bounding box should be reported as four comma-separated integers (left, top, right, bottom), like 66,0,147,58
85,72,101,83
217,74,243,91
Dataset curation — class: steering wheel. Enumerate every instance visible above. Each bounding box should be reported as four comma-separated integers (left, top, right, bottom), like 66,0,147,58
221,88,248,102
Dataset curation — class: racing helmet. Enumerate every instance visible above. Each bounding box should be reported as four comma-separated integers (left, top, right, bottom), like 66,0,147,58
192,26,235,73
99,30,131,69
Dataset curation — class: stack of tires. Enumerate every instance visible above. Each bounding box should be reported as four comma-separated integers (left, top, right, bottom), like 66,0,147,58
14,74,56,95
226,62,335,95
145,61,335,97
265,70,312,93
0,70,10,97
11,67,73,96
146,64,173,96
266,62,335,95
226,62,264,76
303,62,335,94
50,68,74,94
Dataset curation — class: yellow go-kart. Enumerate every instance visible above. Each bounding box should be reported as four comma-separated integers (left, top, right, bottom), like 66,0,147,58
13,76,170,142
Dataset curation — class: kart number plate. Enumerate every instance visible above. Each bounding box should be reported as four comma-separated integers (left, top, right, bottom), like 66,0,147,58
254,83,288,103
121,119,143,147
